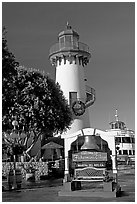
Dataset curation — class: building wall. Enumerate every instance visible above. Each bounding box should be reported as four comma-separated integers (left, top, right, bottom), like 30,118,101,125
56,59,86,102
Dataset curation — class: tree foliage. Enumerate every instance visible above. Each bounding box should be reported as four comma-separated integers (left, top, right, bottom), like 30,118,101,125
2,27,19,117
3,66,72,135
2,27,72,158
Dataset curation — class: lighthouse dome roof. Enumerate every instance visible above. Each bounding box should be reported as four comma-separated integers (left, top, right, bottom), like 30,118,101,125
58,22,79,39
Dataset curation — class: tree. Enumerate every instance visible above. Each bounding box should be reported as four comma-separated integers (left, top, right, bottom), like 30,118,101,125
3,67,72,135
2,28,73,160
2,27,19,119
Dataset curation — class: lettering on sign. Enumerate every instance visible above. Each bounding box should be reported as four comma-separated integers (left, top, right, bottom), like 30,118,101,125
72,151,107,162
76,162,106,168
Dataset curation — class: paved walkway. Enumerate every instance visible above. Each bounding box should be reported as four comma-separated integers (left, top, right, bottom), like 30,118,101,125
2,168,135,202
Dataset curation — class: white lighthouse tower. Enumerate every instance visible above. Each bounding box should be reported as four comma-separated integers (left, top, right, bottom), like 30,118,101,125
49,23,96,180
49,23,95,134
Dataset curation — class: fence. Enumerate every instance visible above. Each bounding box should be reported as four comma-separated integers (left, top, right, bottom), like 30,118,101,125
2,160,65,181
2,162,48,181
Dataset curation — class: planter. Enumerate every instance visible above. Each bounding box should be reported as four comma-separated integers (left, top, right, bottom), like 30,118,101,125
26,172,35,181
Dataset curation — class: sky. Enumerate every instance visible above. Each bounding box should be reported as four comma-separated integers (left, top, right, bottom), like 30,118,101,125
2,2,135,131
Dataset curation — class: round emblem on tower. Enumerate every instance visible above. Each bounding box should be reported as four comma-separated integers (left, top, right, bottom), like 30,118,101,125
72,101,85,116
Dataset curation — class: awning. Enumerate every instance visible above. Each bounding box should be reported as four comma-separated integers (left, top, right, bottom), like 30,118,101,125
41,141,63,149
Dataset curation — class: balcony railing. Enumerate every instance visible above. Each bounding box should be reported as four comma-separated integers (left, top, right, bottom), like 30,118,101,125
86,85,95,96
49,42,90,56
86,85,96,103
69,86,95,104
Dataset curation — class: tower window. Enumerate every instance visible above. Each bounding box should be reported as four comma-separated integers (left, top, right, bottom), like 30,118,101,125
115,123,118,129
69,92,77,106
59,36,65,44
119,123,121,129
65,35,72,44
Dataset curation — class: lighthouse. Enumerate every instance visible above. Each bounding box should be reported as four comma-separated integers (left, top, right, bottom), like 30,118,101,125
49,23,95,135
49,23,96,180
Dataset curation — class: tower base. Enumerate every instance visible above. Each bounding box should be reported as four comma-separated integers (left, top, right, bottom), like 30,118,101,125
58,182,121,198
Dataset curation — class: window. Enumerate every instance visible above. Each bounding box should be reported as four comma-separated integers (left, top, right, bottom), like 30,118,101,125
120,122,125,130
73,36,78,48
69,92,77,106
133,150,135,155
59,36,65,44
115,137,121,143
115,123,118,129
122,137,131,143
119,122,122,129
65,35,72,45
129,150,132,155
131,138,135,143
111,123,114,129
119,150,122,155
123,150,128,155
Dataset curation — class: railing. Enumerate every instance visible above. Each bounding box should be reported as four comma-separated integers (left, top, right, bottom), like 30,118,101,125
49,42,90,56
86,85,95,96
86,85,96,101
68,86,95,109
85,85,96,107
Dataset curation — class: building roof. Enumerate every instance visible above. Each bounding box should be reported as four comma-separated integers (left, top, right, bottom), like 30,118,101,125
58,22,79,39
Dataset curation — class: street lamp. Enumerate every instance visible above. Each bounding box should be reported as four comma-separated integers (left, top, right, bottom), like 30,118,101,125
4,116,27,190
114,139,120,185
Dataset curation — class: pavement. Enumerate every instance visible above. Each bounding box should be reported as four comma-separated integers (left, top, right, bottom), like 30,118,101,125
2,168,135,202
2,177,63,191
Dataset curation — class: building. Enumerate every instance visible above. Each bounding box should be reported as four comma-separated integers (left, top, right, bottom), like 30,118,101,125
49,23,95,135
106,109,135,164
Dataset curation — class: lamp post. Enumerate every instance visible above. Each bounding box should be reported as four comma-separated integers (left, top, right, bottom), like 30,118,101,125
115,140,120,185
5,115,27,190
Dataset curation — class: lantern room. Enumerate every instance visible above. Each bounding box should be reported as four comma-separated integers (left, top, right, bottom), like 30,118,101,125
58,22,79,49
